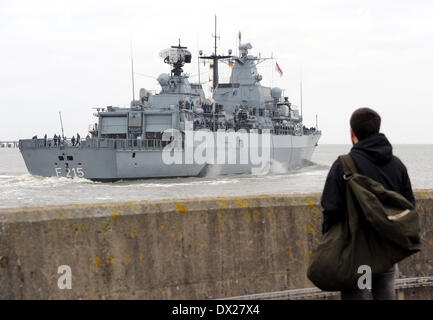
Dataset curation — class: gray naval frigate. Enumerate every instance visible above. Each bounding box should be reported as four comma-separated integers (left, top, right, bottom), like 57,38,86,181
19,35,321,181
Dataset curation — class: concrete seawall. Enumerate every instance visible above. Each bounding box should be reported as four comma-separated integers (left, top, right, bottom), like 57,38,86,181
1,190,432,299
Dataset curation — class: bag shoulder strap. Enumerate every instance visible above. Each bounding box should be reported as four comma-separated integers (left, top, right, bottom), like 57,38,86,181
339,154,358,179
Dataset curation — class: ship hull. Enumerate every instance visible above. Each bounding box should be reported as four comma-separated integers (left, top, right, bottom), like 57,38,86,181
19,133,321,181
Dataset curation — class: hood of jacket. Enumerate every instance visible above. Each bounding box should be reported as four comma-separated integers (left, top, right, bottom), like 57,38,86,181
350,133,393,165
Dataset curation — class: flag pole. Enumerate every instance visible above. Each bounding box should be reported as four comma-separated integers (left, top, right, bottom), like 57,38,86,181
130,38,135,103
271,52,274,87
300,79,303,123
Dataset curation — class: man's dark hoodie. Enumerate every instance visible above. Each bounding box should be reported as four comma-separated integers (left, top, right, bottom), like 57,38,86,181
321,133,415,234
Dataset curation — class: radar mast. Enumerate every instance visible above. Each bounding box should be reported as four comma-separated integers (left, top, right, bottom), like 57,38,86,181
159,39,192,77
199,15,232,89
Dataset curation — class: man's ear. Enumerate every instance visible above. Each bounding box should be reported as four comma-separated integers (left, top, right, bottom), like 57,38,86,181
350,128,359,144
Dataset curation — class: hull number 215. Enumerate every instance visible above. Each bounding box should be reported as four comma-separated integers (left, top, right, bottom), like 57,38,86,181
55,167,85,178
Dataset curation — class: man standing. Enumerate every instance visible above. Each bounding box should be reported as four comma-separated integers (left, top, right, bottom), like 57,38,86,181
321,107,415,300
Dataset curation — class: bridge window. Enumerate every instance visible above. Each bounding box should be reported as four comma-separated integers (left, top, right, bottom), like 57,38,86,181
58,156,64,161
67,156,73,161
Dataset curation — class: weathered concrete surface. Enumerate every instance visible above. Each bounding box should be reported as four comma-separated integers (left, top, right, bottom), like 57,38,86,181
0,190,432,299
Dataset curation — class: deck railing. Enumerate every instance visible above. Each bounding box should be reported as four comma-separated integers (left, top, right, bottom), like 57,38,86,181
19,129,321,150
19,138,169,150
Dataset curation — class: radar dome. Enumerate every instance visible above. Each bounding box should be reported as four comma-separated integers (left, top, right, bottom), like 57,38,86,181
239,43,253,51
157,73,170,87
271,87,282,99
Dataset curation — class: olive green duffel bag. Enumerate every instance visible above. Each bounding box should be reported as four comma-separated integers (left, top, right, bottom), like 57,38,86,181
307,154,421,291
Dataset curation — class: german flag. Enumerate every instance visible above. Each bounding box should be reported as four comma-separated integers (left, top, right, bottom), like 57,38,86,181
275,62,283,77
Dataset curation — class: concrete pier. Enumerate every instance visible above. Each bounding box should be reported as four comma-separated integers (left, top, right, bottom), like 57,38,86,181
0,190,432,299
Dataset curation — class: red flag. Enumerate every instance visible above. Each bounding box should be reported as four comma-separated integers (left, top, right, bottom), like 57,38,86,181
275,61,283,77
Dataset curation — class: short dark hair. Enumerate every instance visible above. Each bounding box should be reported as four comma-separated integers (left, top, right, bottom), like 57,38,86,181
350,108,381,140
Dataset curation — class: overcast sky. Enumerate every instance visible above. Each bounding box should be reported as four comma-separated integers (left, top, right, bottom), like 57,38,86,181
1,0,432,144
